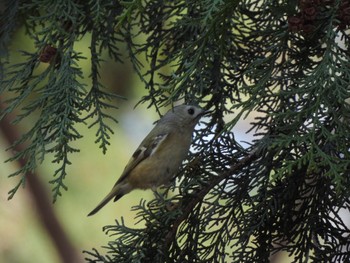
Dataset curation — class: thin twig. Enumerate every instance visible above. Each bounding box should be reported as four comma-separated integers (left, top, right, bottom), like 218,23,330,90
164,149,258,250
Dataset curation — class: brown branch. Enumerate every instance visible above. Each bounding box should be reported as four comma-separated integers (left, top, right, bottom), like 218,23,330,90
164,149,258,249
0,100,83,263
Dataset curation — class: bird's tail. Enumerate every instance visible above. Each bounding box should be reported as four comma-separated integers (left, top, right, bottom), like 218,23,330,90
87,186,124,216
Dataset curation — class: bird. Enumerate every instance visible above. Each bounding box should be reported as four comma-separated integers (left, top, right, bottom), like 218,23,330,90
88,104,208,216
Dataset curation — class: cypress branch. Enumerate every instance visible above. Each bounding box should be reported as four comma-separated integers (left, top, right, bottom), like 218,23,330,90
1,0,350,262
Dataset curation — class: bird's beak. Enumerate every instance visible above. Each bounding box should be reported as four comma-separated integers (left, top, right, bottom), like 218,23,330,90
196,109,212,121
202,109,213,116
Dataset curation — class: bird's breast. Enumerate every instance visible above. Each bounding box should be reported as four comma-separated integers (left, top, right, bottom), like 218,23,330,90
128,133,192,189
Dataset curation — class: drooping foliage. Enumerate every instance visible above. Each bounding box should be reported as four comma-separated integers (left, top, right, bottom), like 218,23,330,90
1,0,350,262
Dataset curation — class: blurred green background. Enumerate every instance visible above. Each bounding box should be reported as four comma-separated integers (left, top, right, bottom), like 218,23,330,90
0,27,159,263
0,27,256,263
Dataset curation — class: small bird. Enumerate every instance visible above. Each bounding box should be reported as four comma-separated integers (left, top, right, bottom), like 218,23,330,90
88,104,208,216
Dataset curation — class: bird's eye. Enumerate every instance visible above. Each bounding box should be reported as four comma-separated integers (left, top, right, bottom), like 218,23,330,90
187,108,195,115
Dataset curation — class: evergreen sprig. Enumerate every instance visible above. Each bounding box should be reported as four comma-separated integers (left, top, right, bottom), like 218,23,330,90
1,0,125,201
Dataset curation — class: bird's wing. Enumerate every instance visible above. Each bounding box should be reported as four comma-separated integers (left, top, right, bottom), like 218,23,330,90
114,132,169,185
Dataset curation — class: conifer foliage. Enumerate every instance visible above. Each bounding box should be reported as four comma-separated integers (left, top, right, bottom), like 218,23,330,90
1,0,350,262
